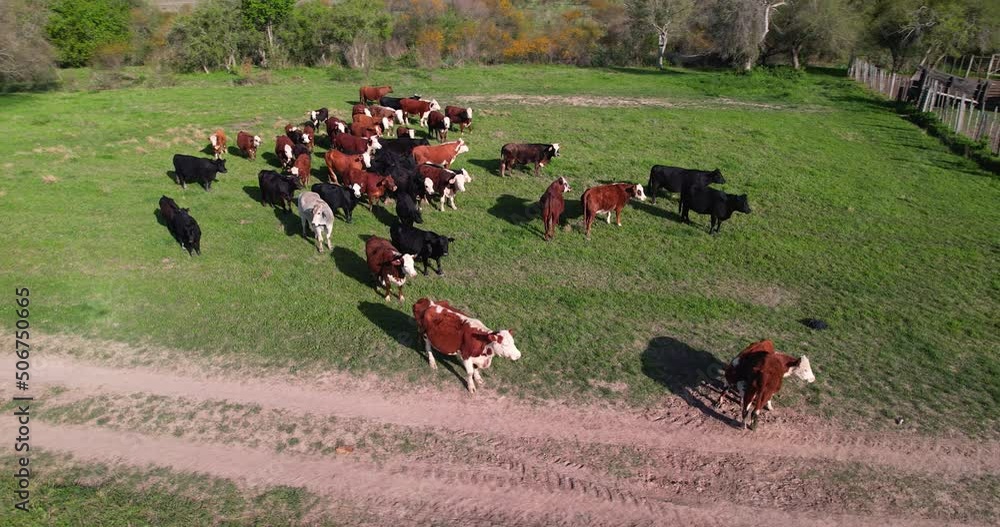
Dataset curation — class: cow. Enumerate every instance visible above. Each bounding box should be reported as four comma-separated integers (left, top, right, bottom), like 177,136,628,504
307,107,329,129
390,224,453,276
418,164,471,211
444,106,473,132
365,236,417,302
290,153,311,188
285,124,304,145
208,129,226,160
647,165,726,209
397,126,415,139
426,111,450,142
400,98,441,126
499,143,559,177
159,196,201,256
581,183,647,240
413,298,522,393
324,149,371,185
334,133,380,155
540,176,571,241
379,94,421,110
343,169,397,209
360,85,393,105
236,131,261,160
311,182,362,223
258,170,301,212
381,137,430,155
350,121,381,139
715,343,815,430
395,192,423,226
372,105,405,127
275,135,296,170
352,103,372,117
412,139,468,168
353,112,390,133
172,154,227,191
679,187,751,234
297,191,334,252
325,116,348,138
302,125,316,153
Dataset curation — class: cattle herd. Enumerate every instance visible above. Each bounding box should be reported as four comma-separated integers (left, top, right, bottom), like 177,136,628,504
155,84,809,429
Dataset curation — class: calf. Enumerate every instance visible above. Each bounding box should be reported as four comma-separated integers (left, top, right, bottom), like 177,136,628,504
236,131,261,160
343,169,398,209
400,98,441,126
350,121,381,139
307,107,329,129
426,111,450,142
324,149,371,185
208,129,226,160
352,103,372,117
412,139,468,168
379,94,421,110
680,187,751,234
418,164,471,211
391,224,453,276
258,170,301,211
500,143,560,177
413,298,522,393
395,192,423,226
647,165,725,209
297,191,334,252
275,135,295,170
159,196,201,256
353,113,390,133
172,154,227,191
444,106,473,132
334,133,380,155
540,176,571,241
581,183,647,239
360,85,393,105
290,153,311,188
302,125,315,153
372,105,405,127
311,182,362,223
397,126,415,139
365,236,417,302
730,349,815,430
713,340,815,413
325,116,348,138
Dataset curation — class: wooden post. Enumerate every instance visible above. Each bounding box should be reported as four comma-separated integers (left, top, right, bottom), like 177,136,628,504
957,96,966,135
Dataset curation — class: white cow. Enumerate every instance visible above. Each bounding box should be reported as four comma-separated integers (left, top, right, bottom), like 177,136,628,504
297,192,334,252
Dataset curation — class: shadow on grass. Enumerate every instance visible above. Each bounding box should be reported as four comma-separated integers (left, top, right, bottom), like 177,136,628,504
273,206,302,238
332,246,369,286
371,202,397,227
467,157,500,175
487,194,545,238
357,301,466,385
632,200,683,223
605,66,687,76
226,145,244,158
261,152,283,169
640,336,740,428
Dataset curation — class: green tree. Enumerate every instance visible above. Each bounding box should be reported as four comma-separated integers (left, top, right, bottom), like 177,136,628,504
769,0,860,69
46,0,132,67
166,0,263,72
625,0,694,68
711,0,789,71
242,0,294,50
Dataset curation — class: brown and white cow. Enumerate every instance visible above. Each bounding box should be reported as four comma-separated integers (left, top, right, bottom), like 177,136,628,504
412,139,468,168
426,111,450,142
397,126,415,139
334,133,381,155
713,340,815,422
418,164,471,211
236,131,261,160
290,153,311,188
343,169,397,209
400,98,441,127
500,143,559,177
209,129,226,160
581,183,647,240
352,103,371,117
444,106,473,133
372,105,405,127
365,236,416,302
301,125,315,153
724,346,815,430
275,135,296,170
413,298,522,393
350,122,381,139
325,116,348,138
540,176,571,241
324,149,371,184
360,85,393,106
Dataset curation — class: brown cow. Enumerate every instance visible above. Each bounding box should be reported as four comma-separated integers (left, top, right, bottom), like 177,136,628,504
418,164,472,211
236,131,261,160
275,135,295,170
500,143,559,177
713,340,815,417
324,149,371,184
540,176,571,241
350,122,381,139
412,139,469,168
343,169,397,209
290,153,311,188
302,125,315,153
445,106,473,133
334,133,381,155
365,236,416,302
209,129,226,160
400,98,441,126
581,183,647,240
352,103,371,117
360,85,393,105
731,349,815,430
372,105,405,127
325,116,347,138
413,297,522,393
427,111,450,142
397,126,415,139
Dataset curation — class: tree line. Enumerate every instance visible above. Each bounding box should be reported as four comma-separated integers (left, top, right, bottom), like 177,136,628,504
2,0,997,90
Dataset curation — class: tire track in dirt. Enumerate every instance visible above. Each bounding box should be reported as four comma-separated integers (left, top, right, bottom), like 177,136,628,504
31,355,1000,478
34,423,981,527
453,94,827,111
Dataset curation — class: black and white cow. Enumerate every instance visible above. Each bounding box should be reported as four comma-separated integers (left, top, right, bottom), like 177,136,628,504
172,154,227,191
390,224,454,276
311,182,362,223
308,107,330,129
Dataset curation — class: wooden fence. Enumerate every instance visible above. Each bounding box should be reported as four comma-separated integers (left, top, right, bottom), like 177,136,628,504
848,59,1000,156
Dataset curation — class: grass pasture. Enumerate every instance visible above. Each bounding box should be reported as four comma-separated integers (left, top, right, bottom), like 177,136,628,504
1,65,997,435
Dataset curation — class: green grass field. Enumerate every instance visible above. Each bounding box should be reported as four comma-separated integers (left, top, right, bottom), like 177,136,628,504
1,65,997,434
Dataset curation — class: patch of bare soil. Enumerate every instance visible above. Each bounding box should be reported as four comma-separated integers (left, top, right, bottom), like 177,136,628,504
453,94,825,112
19,335,1000,526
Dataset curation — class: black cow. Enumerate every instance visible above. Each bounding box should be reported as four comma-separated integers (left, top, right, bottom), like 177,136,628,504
378,95,421,111
159,195,201,255
311,182,361,223
258,170,301,211
308,107,329,129
395,192,423,226
390,224,453,276
172,154,227,191
370,148,427,205
499,143,560,177
680,187,751,234
380,137,431,155
647,165,725,210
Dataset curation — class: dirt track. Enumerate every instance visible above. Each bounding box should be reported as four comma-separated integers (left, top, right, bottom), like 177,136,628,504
22,338,1000,526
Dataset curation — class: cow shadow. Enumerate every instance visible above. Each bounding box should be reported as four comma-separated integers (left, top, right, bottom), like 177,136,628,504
632,199,683,223
227,145,244,158
332,246,369,286
311,167,331,183
261,152,283,169
640,336,740,428
273,206,302,237
241,185,264,204
370,203,397,226
165,170,179,185
467,158,500,175
199,144,214,156
487,194,545,237
153,208,169,228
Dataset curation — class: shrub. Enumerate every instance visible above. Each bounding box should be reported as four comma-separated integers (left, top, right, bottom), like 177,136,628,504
416,29,444,68
0,0,58,91
46,0,131,67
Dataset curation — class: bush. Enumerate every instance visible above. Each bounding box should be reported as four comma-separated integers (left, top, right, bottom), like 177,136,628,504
416,29,444,68
0,0,58,91
93,42,131,70
165,0,263,73
46,0,131,67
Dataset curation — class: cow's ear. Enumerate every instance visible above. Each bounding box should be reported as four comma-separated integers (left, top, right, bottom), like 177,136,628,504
488,333,502,343
507,329,515,337
448,177,456,185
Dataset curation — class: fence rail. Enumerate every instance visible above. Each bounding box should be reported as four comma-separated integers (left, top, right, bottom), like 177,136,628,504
848,59,1000,156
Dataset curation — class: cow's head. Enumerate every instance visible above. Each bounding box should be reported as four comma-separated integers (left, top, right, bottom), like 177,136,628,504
790,356,815,383
310,206,330,229
394,253,416,277
428,99,440,111
455,142,469,156
732,194,751,214
379,175,398,192
443,116,451,130
283,144,293,161
302,134,311,144
183,216,201,255
252,135,261,148
465,108,473,119
213,159,228,174
423,177,435,196
430,235,454,257
487,329,521,361
351,183,362,198
368,137,382,151
632,183,647,201
290,167,299,177
709,168,725,185
287,174,304,190
550,143,561,157
558,176,571,193
394,109,404,124
450,169,471,192
361,152,371,168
